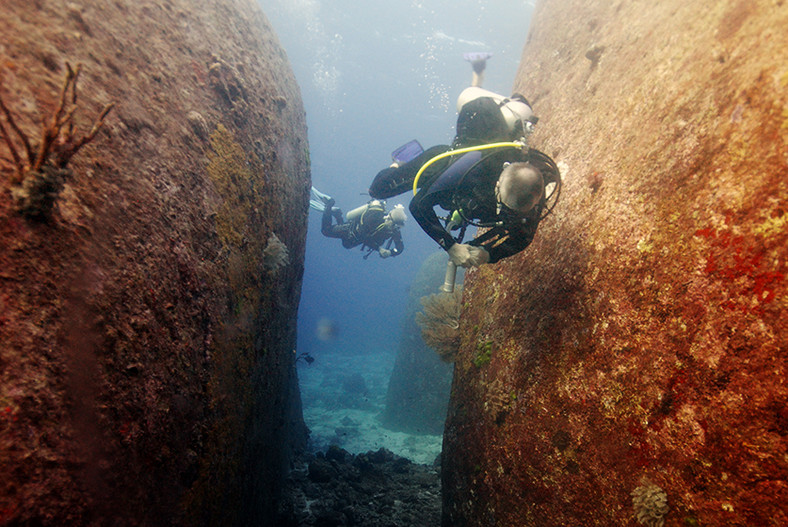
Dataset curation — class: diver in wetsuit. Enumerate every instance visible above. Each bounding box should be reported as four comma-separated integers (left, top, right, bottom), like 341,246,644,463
320,197,406,259
368,53,560,269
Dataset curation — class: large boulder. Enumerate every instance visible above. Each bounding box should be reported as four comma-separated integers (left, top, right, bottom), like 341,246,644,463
443,1,787,526
0,0,309,525
383,251,455,435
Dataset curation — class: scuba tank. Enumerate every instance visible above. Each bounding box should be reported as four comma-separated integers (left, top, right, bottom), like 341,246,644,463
456,86,537,135
345,200,382,222
347,200,387,239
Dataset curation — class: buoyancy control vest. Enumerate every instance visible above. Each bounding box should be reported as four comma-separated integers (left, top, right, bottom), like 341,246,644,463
344,199,388,246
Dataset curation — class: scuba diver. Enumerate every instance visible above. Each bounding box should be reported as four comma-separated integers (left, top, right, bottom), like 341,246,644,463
368,52,560,274
310,187,406,259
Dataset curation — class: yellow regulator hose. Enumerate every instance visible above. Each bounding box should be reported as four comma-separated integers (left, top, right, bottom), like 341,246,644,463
412,141,525,194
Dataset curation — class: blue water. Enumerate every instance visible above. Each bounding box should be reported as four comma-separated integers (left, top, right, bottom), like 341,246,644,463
261,0,534,460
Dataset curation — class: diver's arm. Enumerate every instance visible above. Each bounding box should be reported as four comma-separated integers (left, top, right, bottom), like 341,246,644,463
470,215,539,264
321,204,341,238
409,189,457,252
389,230,404,256
369,145,450,199
470,229,523,264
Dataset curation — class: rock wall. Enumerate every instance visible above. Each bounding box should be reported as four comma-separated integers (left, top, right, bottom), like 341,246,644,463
383,251,454,436
443,1,787,526
0,0,309,525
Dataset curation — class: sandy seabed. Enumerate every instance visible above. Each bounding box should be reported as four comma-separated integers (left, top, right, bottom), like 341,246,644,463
297,348,443,465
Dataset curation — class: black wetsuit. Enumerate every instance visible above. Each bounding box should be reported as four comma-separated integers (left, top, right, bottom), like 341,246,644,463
368,96,557,264
321,203,404,257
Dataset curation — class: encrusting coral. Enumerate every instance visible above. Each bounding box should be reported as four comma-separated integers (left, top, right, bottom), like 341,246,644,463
207,55,249,106
262,232,289,272
415,287,463,362
484,378,515,424
0,62,114,219
631,478,669,527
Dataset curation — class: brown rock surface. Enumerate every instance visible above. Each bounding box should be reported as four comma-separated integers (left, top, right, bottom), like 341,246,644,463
1,0,309,525
443,1,787,526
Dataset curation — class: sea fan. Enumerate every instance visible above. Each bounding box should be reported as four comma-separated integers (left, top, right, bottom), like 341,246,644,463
415,287,462,362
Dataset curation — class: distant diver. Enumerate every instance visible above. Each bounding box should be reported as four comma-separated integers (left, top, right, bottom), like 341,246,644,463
368,52,560,283
309,186,406,259
295,351,315,365
315,317,338,342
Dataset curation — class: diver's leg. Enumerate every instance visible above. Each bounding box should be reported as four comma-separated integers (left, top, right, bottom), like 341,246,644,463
471,59,485,87
369,145,449,199
463,52,492,87
321,199,340,238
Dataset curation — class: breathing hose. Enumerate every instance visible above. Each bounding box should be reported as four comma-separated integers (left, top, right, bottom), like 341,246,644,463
411,141,525,195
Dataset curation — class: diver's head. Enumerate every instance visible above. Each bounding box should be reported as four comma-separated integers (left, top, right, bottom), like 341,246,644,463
495,162,544,215
387,204,407,226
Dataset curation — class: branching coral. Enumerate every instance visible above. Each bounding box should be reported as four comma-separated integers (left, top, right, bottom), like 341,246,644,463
415,287,462,362
631,478,669,527
0,62,114,219
262,233,289,273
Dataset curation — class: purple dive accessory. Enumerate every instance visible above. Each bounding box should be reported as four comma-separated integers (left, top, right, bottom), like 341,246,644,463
463,51,493,63
391,139,424,165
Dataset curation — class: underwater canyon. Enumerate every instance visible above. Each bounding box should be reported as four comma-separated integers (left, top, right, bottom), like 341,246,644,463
1,0,786,526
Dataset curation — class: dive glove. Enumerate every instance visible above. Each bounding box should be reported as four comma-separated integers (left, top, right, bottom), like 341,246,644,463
447,243,489,268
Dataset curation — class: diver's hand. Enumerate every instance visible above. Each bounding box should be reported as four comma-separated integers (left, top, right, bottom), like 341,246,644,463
467,245,490,267
447,243,489,268
470,246,490,266
379,248,392,259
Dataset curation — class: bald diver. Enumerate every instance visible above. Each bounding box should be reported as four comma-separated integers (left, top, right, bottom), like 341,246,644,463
368,53,560,280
